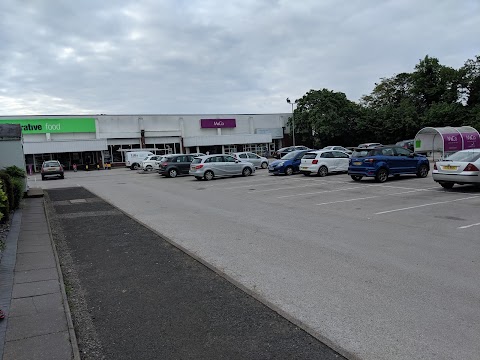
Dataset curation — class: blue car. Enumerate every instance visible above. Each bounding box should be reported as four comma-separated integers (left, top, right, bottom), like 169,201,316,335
268,150,311,175
348,145,430,183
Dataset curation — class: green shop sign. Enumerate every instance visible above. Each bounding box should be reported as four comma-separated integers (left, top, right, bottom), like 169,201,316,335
0,118,96,134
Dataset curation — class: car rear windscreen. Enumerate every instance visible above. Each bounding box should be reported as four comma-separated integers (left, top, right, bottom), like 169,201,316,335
352,149,372,157
44,161,60,167
303,153,318,159
445,151,480,162
191,158,202,164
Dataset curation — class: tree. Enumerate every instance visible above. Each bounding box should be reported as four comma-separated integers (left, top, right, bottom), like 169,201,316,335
290,89,363,147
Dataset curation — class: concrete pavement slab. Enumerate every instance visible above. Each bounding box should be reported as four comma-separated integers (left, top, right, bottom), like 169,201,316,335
14,268,58,284
16,244,52,254
15,252,56,271
9,293,64,317
3,331,72,360
12,279,60,298
5,309,68,341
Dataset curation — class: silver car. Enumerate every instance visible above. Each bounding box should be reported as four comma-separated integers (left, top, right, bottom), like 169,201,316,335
432,149,480,189
231,152,269,169
189,154,255,180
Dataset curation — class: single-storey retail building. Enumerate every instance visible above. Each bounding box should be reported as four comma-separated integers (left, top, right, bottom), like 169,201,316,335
0,114,291,172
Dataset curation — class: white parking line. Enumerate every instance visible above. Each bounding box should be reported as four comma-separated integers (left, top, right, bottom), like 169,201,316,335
278,186,364,199
458,222,480,229
375,195,480,215
315,188,440,206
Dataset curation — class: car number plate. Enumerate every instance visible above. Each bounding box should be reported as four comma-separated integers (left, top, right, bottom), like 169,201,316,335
442,165,458,170
353,162,362,166
300,166,308,170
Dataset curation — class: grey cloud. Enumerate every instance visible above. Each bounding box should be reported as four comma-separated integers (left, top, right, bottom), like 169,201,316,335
0,0,478,115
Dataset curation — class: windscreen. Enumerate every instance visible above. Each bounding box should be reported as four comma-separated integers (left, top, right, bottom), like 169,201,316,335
44,161,60,167
282,151,300,160
445,151,480,162
191,158,202,164
303,153,318,159
352,149,372,157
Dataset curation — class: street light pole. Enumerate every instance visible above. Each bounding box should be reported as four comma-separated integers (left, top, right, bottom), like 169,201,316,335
286,98,296,146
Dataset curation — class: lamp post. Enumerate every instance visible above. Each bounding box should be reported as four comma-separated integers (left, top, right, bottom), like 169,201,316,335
286,98,297,146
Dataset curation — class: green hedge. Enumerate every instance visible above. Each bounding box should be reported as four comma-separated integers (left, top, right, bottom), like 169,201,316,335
0,166,26,224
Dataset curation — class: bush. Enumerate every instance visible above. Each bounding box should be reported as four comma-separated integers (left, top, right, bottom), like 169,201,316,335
0,180,7,223
3,165,26,179
0,173,13,221
10,177,24,210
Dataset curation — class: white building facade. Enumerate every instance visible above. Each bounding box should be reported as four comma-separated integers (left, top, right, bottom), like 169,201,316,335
0,114,291,171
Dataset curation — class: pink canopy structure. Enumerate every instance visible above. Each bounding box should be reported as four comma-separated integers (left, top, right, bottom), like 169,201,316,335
414,126,480,159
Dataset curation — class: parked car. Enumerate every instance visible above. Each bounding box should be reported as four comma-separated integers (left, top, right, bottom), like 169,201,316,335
231,152,269,169
268,150,311,175
396,139,415,152
273,146,309,159
41,160,64,180
432,149,480,189
158,154,197,178
348,145,430,183
141,155,165,171
322,146,353,155
125,151,154,170
189,154,255,180
357,143,382,149
300,150,350,177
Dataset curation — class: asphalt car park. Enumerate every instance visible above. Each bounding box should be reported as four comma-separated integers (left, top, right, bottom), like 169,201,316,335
28,167,480,360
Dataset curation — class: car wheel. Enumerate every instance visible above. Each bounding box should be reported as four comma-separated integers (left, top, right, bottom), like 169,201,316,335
318,166,328,177
60,175,64,179
261,162,268,169
416,165,429,178
285,166,293,176
375,168,388,183
168,168,178,178
195,176,202,181
204,170,214,181
146,165,153,171
131,163,139,170
440,182,454,189
351,175,362,181
242,167,252,177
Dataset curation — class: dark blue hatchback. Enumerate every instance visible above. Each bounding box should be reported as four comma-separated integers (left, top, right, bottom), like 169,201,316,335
348,145,430,183
268,150,311,175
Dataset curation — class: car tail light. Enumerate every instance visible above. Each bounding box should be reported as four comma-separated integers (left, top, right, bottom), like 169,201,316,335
464,163,479,171
161,162,168,167
60,166,63,171
312,160,318,164
41,168,44,173
433,163,437,170
364,158,375,164
195,164,204,169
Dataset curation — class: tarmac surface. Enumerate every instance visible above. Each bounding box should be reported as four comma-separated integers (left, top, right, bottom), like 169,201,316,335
44,187,344,360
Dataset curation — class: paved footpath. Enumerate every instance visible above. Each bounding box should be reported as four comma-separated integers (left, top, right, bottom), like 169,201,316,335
0,197,78,360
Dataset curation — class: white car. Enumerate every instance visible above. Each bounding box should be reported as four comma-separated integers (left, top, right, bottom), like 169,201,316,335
141,155,165,171
299,150,350,177
432,149,480,189
323,146,352,155
231,152,269,169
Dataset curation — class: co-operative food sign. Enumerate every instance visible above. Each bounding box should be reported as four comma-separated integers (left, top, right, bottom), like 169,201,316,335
0,118,96,134
200,119,236,128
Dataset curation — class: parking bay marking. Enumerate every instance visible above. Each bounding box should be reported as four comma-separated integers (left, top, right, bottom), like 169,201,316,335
458,222,480,229
315,187,440,206
375,195,480,215
278,186,365,199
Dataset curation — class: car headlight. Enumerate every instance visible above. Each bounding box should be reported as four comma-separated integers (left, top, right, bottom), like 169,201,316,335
276,162,284,167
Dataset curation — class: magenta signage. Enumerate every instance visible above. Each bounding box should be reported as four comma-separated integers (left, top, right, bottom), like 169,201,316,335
462,132,480,149
200,119,236,128
443,133,462,151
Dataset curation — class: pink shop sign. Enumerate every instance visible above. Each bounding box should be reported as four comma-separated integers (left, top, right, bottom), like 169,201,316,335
200,119,236,128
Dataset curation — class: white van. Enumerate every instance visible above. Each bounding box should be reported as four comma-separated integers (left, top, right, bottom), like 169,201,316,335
125,151,154,170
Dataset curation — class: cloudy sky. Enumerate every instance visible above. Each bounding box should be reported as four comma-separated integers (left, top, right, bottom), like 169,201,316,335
0,0,478,115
